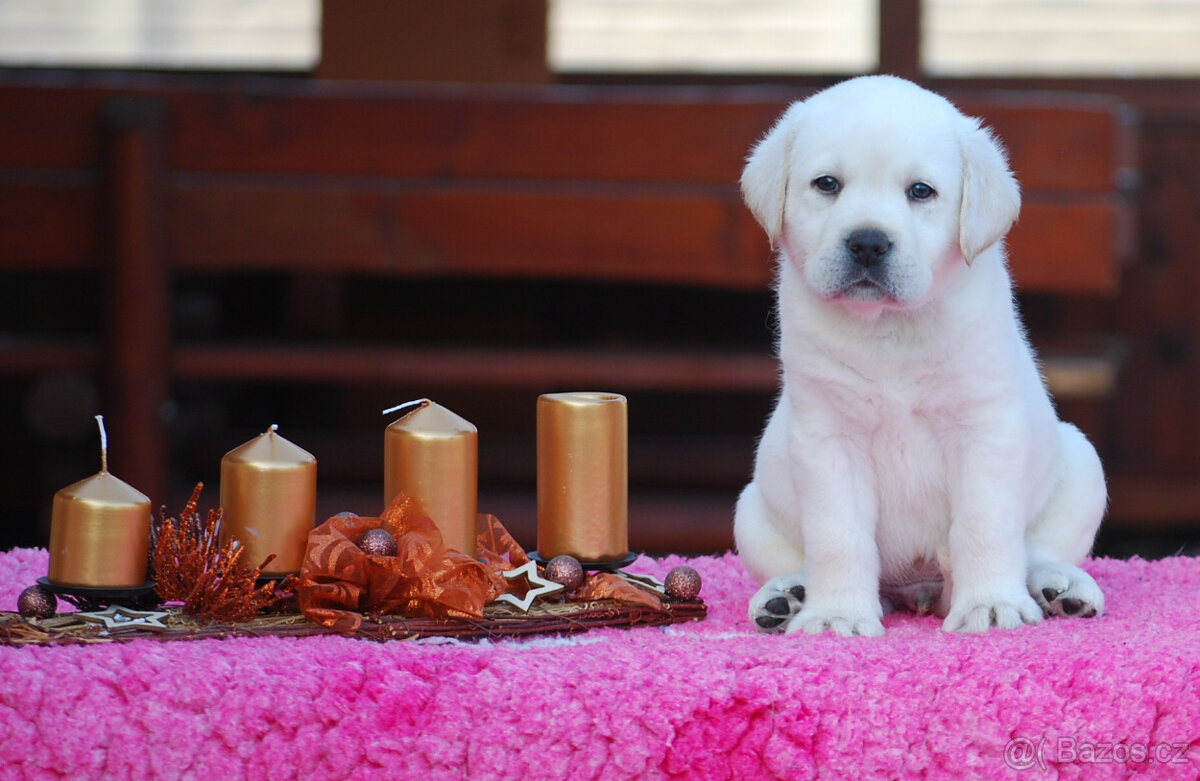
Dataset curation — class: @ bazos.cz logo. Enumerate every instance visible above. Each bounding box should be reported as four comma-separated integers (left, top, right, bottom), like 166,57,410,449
1004,736,1191,771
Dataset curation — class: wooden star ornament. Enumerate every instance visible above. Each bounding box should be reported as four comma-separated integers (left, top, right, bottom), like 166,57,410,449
76,605,172,633
617,570,666,595
493,561,565,612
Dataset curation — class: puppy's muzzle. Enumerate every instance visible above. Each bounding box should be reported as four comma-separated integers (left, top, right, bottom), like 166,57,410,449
846,228,892,268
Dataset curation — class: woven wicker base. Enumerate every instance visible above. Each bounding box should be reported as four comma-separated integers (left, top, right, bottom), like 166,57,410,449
0,599,707,646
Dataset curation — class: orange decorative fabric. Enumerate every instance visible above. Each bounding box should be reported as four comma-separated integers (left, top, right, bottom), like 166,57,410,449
573,572,663,611
297,495,501,632
296,493,662,633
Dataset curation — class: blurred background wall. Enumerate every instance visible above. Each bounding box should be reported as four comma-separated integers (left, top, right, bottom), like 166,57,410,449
1,1,1198,558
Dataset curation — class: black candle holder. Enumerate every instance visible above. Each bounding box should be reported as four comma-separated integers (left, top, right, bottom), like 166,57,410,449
528,550,638,572
37,577,159,612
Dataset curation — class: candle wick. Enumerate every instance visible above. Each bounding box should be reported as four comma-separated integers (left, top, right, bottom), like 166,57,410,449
267,424,279,436
95,414,108,473
382,399,427,417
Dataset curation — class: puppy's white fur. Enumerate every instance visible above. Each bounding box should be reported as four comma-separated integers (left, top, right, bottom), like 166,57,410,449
734,76,1106,636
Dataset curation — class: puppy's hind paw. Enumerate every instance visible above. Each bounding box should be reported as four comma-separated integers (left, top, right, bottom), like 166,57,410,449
1029,561,1105,619
748,574,807,633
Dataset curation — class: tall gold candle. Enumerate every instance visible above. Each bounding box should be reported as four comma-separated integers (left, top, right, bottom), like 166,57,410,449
537,392,628,562
220,425,317,576
48,415,152,588
384,399,477,556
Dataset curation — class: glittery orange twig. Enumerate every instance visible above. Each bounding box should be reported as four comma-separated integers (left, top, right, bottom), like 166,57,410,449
151,483,295,623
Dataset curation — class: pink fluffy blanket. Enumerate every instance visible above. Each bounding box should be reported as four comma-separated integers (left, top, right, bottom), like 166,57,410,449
0,548,1197,780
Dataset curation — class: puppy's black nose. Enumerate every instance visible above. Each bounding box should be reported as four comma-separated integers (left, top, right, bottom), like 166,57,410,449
846,228,892,268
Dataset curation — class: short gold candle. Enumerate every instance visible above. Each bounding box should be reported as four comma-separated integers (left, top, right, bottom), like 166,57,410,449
48,473,152,588
537,392,629,562
384,400,478,556
48,415,152,588
220,425,317,576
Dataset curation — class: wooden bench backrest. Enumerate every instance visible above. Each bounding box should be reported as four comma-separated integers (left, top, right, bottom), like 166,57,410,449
0,79,1137,296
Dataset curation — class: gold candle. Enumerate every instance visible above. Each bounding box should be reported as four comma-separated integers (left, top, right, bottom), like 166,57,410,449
384,399,477,556
220,425,317,576
48,415,152,588
537,392,628,562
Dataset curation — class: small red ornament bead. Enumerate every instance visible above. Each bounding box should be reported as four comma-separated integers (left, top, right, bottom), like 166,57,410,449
664,566,702,601
18,585,57,619
358,527,398,557
544,555,585,591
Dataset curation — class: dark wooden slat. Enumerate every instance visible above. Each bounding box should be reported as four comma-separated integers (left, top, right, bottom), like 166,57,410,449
0,183,97,269
0,80,1134,192
170,185,394,272
1108,471,1200,528
170,342,1113,401
961,102,1131,193
170,90,778,184
0,337,96,373
172,344,780,393
1007,199,1122,294
2,177,1126,295
391,189,752,286
170,180,1118,293
0,86,104,168
162,85,1129,192
170,184,765,288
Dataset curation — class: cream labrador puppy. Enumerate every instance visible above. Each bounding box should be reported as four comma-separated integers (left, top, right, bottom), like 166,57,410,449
734,76,1106,636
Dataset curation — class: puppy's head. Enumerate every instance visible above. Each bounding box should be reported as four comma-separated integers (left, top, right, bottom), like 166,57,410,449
742,76,1020,318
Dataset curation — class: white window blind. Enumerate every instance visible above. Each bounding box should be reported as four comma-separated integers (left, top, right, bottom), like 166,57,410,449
0,0,319,70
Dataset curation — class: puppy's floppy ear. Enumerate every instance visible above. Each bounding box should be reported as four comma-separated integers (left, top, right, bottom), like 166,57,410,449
741,101,805,247
958,118,1022,264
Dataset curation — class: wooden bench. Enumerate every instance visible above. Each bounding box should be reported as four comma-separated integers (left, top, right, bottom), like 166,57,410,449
0,74,1138,549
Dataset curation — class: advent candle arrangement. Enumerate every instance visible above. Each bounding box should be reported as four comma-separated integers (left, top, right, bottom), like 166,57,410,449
384,400,478,556
220,425,317,576
536,392,630,565
47,416,152,588
41,392,635,592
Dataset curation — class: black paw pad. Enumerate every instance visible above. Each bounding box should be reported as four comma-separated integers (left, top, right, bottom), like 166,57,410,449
787,585,806,603
764,597,791,616
1042,587,1063,603
755,615,786,630
1060,598,1089,616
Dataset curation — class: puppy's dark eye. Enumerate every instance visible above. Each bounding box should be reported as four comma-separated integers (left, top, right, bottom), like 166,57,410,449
812,175,841,195
908,182,936,201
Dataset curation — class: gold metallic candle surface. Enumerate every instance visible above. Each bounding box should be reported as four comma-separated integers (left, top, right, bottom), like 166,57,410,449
384,400,478,556
537,392,628,562
48,472,152,587
220,425,317,576
48,415,152,588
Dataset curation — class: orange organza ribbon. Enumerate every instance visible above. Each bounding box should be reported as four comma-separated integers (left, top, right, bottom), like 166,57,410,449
296,493,661,633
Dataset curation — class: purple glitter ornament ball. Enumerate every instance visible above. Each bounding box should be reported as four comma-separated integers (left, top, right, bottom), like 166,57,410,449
18,584,57,619
664,566,702,601
358,527,398,557
544,554,585,591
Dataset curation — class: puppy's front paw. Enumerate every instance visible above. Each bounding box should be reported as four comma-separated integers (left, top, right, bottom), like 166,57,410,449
943,592,1043,633
786,601,884,637
1029,561,1104,619
748,574,807,633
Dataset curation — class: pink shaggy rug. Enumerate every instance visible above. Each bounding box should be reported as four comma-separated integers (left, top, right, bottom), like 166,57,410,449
0,548,1197,780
